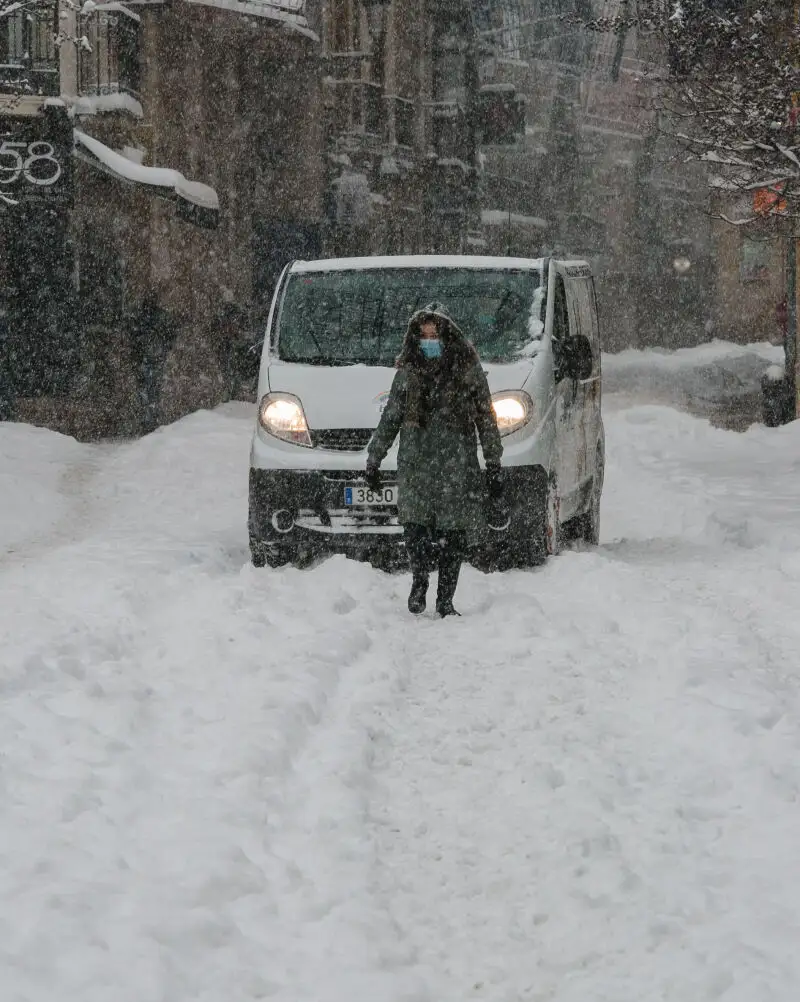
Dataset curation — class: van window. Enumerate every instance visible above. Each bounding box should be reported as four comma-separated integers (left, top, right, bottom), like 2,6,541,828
553,276,568,340
275,267,541,365
566,277,600,369
584,278,601,356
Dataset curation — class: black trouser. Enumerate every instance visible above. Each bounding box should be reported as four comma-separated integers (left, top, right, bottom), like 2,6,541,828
404,524,465,609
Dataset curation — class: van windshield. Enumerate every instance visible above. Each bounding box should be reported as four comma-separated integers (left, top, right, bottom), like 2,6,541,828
275,267,543,365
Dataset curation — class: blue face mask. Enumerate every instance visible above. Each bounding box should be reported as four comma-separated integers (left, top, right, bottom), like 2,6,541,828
420,338,442,359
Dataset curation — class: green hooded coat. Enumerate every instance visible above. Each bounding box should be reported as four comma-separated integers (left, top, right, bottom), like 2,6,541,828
367,304,503,535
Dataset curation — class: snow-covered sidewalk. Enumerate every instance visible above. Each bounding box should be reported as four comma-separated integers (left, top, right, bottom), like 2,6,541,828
603,340,784,428
2,394,800,1002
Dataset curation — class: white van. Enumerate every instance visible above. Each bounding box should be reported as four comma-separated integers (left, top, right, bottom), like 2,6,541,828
248,255,604,569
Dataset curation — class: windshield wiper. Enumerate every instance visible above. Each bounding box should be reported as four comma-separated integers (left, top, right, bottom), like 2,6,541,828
282,356,353,366
305,327,324,359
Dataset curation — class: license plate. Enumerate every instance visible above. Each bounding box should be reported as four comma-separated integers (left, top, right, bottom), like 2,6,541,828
344,484,398,506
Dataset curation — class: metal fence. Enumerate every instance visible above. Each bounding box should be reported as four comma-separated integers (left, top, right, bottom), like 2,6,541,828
0,0,60,96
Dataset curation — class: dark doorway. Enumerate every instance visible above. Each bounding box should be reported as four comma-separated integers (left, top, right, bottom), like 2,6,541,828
3,207,76,397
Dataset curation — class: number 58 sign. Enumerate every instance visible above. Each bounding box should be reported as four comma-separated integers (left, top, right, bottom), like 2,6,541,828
0,108,73,207
1,141,62,187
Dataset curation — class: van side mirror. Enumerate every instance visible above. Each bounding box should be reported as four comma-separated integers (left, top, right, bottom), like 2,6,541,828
564,334,594,381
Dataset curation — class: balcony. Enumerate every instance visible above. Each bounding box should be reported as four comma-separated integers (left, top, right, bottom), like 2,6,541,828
77,5,142,101
0,3,60,97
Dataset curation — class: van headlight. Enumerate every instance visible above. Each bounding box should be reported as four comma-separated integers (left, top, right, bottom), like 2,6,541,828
492,391,534,437
258,393,313,447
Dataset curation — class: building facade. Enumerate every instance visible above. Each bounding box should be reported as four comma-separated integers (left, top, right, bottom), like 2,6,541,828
320,0,487,258
1,0,325,436
2,0,785,438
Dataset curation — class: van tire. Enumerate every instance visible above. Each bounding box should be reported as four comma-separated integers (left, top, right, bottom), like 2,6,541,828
266,548,294,569
523,473,560,567
546,474,562,557
250,537,293,569
250,538,268,568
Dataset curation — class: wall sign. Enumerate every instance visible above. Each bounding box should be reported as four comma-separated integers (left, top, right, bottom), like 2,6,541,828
0,107,73,208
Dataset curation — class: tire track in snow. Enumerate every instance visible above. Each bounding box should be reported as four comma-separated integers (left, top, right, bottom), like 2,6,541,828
5,402,800,1001
363,551,800,1002
0,544,425,1002
0,444,117,568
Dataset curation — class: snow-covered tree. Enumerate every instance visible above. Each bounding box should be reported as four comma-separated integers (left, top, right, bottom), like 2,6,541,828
576,0,800,221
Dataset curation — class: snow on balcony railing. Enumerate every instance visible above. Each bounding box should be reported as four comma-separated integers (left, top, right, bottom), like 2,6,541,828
1,0,60,96
184,0,318,40
73,128,220,227
77,3,142,99
481,209,547,229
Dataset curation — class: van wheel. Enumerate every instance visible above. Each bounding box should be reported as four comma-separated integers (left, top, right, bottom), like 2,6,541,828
526,474,560,566
250,537,293,569
546,475,562,557
250,538,268,568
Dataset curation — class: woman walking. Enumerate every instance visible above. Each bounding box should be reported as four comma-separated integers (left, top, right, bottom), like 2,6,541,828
365,303,504,617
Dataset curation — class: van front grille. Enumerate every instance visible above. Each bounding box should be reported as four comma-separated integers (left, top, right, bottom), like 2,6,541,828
312,429,374,452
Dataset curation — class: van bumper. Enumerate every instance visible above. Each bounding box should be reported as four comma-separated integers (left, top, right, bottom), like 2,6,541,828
248,468,402,557
248,465,548,566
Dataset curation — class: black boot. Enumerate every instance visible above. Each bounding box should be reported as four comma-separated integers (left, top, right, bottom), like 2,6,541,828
404,524,430,614
436,531,465,617
408,576,428,614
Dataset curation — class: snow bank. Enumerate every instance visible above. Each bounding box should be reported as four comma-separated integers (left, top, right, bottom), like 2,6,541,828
2,397,800,1001
0,422,92,556
603,339,784,427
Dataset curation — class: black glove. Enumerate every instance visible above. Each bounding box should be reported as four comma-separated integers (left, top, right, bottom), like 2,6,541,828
364,461,382,494
485,466,509,531
486,465,504,501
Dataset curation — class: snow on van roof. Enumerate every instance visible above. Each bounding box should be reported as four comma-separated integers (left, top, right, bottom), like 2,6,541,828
290,255,547,273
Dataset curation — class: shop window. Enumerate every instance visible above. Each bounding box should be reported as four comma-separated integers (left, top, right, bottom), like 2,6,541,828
433,44,467,105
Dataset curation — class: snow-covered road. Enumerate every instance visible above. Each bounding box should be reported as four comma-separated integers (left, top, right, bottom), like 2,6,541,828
2,377,800,1000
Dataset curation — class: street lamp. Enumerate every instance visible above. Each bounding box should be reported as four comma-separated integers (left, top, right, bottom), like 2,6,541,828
672,255,692,276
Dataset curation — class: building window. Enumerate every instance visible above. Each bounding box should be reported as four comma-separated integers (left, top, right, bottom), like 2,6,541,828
394,97,415,147
740,238,772,282
327,0,362,53
474,0,525,64
324,0,394,144
500,7,522,61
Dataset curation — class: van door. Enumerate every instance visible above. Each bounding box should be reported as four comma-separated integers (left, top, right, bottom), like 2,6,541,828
562,274,594,494
552,273,583,514
581,276,603,472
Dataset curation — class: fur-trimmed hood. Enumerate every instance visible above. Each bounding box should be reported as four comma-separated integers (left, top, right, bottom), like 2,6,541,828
394,302,481,432
396,302,478,370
